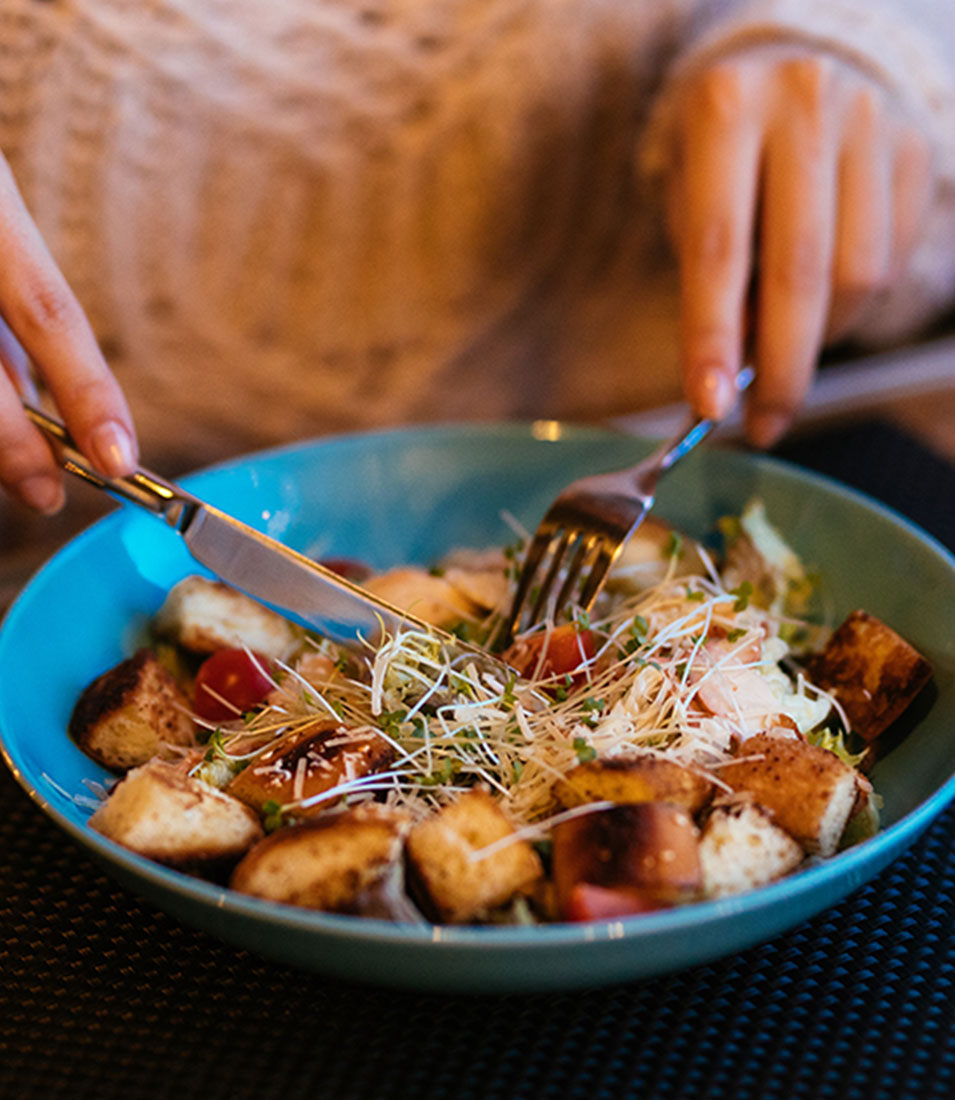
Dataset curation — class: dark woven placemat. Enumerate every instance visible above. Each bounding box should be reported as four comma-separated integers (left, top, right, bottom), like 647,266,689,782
2,419,954,1100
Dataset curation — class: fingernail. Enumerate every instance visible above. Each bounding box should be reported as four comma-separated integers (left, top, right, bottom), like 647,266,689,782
697,367,736,420
90,420,137,477
19,475,66,514
747,409,790,450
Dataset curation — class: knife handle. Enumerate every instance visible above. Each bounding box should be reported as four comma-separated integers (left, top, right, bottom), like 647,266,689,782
23,403,198,530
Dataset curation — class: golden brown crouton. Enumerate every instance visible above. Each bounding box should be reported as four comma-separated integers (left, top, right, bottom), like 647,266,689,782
361,567,478,628
605,517,707,593
808,610,933,743
718,733,859,857
551,802,701,918
154,575,299,660
699,802,804,898
69,648,196,772
89,759,263,867
441,566,510,615
231,807,407,912
226,721,395,816
553,755,713,815
405,789,543,923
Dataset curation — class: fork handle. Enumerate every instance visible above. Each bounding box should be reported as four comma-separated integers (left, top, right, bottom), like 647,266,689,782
647,365,755,473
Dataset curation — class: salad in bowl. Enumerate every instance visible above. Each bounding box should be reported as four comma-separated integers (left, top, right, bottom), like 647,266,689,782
68,497,932,928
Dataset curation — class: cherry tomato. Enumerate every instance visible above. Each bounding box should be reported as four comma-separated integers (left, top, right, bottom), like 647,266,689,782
319,557,373,583
563,883,660,922
193,648,274,723
504,624,596,684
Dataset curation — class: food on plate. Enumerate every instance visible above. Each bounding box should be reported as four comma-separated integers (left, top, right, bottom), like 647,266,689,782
67,500,934,925
225,719,396,817
405,789,543,923
699,802,804,898
69,648,196,771
231,805,407,913
552,802,702,920
807,610,934,746
153,574,299,661
88,758,263,869
553,756,713,815
717,733,859,857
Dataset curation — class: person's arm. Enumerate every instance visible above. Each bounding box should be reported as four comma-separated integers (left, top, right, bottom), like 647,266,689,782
0,154,137,512
640,0,955,447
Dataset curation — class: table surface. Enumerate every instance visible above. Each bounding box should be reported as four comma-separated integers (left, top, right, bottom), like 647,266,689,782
2,385,955,1100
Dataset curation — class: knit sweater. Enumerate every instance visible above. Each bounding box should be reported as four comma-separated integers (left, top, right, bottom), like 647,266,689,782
1,0,953,471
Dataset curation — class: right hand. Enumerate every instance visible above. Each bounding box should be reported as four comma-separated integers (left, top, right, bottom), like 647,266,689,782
661,47,935,448
0,154,138,513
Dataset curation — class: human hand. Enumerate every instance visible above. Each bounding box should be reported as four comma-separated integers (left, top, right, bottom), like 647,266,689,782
0,154,137,513
665,46,935,446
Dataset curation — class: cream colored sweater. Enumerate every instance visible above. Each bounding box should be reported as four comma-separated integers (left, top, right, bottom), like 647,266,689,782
1,0,953,471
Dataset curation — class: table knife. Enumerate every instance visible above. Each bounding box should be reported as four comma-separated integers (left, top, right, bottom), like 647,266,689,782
24,404,448,652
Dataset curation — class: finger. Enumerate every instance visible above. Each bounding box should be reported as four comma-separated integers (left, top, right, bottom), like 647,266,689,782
676,64,762,419
662,159,684,256
0,158,137,477
827,85,892,343
0,360,65,512
749,58,839,447
0,315,37,401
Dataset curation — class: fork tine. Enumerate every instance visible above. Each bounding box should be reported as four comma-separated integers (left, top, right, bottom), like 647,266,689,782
506,522,561,637
576,541,619,611
507,371,754,642
527,527,574,625
551,532,600,622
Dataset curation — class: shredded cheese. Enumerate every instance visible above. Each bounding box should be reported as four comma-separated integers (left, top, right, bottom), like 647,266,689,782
197,563,840,829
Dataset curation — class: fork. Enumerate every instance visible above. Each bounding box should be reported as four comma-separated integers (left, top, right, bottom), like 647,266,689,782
505,367,754,640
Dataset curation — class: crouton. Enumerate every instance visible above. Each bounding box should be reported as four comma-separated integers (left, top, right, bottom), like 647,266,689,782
605,517,707,594
230,807,407,912
361,567,478,628
718,733,858,856
226,720,395,816
551,802,701,919
69,648,196,772
404,789,543,923
808,610,933,743
553,755,713,815
89,759,263,867
154,575,299,661
441,566,510,615
432,543,512,612
699,801,804,898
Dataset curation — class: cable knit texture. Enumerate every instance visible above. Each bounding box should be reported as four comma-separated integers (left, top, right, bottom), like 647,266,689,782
0,0,952,471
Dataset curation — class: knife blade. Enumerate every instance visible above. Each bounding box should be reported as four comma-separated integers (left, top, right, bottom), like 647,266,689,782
23,403,448,651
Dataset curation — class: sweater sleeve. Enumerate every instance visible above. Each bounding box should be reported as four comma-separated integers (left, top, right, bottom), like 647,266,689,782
639,0,955,345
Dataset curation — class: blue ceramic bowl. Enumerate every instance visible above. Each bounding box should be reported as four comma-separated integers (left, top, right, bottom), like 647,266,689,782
2,423,954,993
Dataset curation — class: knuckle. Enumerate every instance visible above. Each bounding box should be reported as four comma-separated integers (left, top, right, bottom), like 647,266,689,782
58,375,119,425
9,275,83,340
0,425,51,486
767,234,828,296
836,232,892,300
849,85,880,132
692,65,746,127
683,215,739,271
837,249,890,299
780,56,833,108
